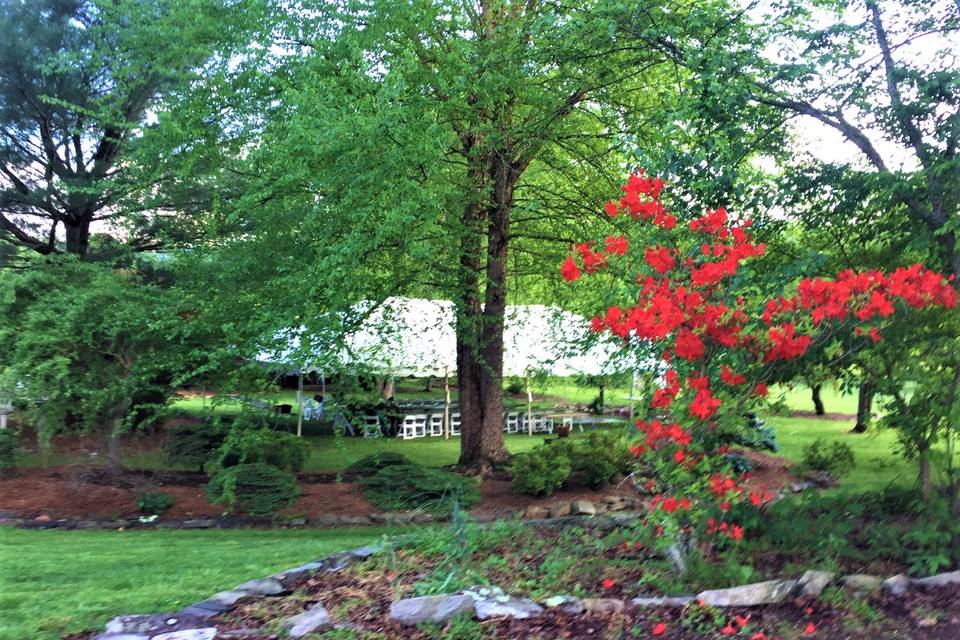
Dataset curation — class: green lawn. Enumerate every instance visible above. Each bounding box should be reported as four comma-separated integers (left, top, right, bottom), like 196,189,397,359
0,527,391,640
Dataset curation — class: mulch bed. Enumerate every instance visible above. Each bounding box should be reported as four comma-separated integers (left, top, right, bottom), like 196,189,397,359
207,560,960,640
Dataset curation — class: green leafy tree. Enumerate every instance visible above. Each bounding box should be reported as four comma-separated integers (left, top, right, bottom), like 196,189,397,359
0,0,247,257
170,0,778,473
0,258,201,467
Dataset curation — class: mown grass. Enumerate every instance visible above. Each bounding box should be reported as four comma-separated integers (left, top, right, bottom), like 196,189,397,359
0,527,390,640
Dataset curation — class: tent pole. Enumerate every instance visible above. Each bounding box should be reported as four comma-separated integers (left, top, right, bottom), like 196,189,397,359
526,372,533,437
296,370,304,437
444,370,451,440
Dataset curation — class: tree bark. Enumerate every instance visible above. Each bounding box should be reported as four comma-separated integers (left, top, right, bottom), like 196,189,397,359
853,382,874,433
64,216,90,256
456,149,512,474
811,383,825,416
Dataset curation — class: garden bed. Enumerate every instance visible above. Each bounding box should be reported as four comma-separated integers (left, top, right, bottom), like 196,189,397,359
73,519,960,640
0,465,645,522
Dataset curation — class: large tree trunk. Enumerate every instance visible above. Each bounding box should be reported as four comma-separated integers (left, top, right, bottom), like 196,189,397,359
811,383,825,415
64,215,91,256
853,381,874,433
456,150,512,474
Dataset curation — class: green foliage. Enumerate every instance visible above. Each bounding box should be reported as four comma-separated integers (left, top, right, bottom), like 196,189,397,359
511,432,631,495
0,428,19,474
361,465,480,513
510,443,574,496
574,431,633,489
802,439,856,477
0,259,203,452
136,491,175,516
164,420,227,471
344,452,411,477
209,426,310,474
206,463,300,516
503,378,525,395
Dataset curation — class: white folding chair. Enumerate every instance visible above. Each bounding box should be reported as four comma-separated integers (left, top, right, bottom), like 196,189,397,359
362,414,383,439
400,414,428,440
449,412,462,436
428,413,444,437
562,415,574,432
544,415,555,434
504,412,520,433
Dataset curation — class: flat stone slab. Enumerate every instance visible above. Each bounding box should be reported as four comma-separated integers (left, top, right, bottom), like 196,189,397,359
234,577,285,596
697,580,798,606
582,598,625,614
795,570,835,597
841,574,882,593
472,597,543,620
389,595,475,625
284,602,333,637
915,571,960,588
153,630,217,640
632,596,695,608
542,595,584,614
104,615,208,635
882,574,913,596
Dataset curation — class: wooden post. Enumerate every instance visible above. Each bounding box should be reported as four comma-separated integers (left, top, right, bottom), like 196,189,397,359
296,370,304,437
444,370,451,440
526,373,533,437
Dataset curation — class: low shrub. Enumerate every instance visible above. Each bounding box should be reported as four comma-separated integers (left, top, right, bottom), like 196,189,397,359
136,491,175,516
504,378,525,395
802,438,855,477
362,464,481,512
206,463,300,516
0,428,20,476
164,420,228,472
511,432,632,495
344,451,411,477
209,426,310,474
510,442,574,496
572,431,633,489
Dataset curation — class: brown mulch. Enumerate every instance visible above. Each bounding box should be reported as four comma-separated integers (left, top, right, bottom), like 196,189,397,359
0,466,646,520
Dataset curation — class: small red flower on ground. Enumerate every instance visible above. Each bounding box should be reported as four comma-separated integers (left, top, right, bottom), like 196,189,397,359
720,623,736,636
601,578,616,590
651,622,667,636
804,622,816,635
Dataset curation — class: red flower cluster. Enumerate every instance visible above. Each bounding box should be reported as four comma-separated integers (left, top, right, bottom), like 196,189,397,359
562,170,957,567
635,418,692,450
764,323,812,362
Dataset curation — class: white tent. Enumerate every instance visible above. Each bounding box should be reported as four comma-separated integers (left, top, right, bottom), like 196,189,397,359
258,297,651,436
330,297,639,378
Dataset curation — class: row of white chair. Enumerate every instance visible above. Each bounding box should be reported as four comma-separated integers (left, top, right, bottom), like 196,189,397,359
398,413,461,440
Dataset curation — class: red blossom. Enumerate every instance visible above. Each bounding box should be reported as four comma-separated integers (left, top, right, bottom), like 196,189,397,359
605,235,629,256
560,256,580,282
651,622,667,636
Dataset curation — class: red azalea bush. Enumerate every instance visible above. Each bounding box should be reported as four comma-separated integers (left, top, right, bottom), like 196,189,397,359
561,171,957,569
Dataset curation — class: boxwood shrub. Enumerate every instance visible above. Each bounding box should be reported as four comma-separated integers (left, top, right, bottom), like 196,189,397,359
206,463,300,516
209,426,310,473
362,464,481,512
344,451,411,477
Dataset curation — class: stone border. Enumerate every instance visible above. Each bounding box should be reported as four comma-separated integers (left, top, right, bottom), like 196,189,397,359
93,513,960,639
0,495,643,531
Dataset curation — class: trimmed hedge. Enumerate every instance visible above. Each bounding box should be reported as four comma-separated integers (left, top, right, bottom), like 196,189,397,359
344,451,411,477
0,428,19,476
206,463,300,516
362,464,481,512
136,491,175,516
